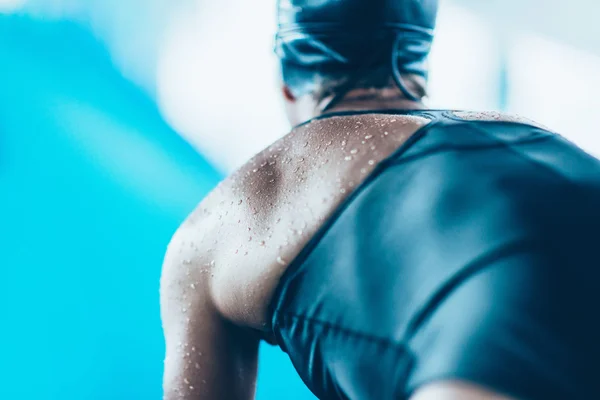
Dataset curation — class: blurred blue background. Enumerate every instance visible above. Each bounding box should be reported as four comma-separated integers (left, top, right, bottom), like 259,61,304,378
1,0,600,399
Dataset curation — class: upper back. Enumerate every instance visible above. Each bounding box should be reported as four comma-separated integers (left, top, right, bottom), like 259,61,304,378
170,110,552,331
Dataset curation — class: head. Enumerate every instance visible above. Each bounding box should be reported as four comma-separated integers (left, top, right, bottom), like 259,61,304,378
275,0,439,126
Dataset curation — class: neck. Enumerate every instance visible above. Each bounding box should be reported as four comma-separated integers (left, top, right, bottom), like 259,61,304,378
315,87,426,117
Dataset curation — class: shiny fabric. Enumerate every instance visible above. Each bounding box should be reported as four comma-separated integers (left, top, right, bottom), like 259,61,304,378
275,0,439,96
268,110,600,399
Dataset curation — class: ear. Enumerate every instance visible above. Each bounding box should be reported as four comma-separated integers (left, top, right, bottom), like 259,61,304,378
282,85,296,102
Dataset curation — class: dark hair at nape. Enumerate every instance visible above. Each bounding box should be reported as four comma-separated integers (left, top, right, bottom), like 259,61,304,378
289,64,428,102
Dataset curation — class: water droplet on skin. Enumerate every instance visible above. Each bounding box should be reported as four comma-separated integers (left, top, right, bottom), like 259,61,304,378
277,256,287,265
253,169,258,173
345,156,352,161
238,199,243,205
189,386,194,390
326,140,332,146
341,140,347,146
184,378,190,384
303,142,309,147
361,168,367,174
384,131,389,135
248,236,252,242
267,171,273,176
182,307,187,312
276,218,281,224
190,283,196,289
298,157,305,163
391,119,397,122
340,188,347,194
195,363,200,369
210,260,215,267
365,135,373,140
368,160,375,165
350,149,358,154
192,346,195,351
349,181,355,187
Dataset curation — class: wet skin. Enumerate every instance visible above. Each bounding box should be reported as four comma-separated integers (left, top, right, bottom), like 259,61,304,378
160,111,532,399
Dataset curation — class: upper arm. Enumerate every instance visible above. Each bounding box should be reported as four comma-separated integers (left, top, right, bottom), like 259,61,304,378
410,382,517,400
160,228,260,400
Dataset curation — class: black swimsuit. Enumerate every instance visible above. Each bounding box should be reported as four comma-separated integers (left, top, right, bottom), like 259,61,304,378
266,110,600,399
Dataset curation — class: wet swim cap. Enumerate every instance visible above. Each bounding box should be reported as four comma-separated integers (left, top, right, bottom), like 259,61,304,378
275,0,439,102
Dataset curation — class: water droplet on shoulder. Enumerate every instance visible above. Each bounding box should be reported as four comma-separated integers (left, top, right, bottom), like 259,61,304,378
276,256,287,266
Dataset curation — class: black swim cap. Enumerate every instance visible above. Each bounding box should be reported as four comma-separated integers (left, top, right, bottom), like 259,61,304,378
276,0,439,102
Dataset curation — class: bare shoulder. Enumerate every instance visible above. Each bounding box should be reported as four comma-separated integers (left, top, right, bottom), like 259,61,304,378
168,113,431,330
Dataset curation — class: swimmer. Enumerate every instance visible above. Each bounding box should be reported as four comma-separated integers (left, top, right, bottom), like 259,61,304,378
160,1,600,399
